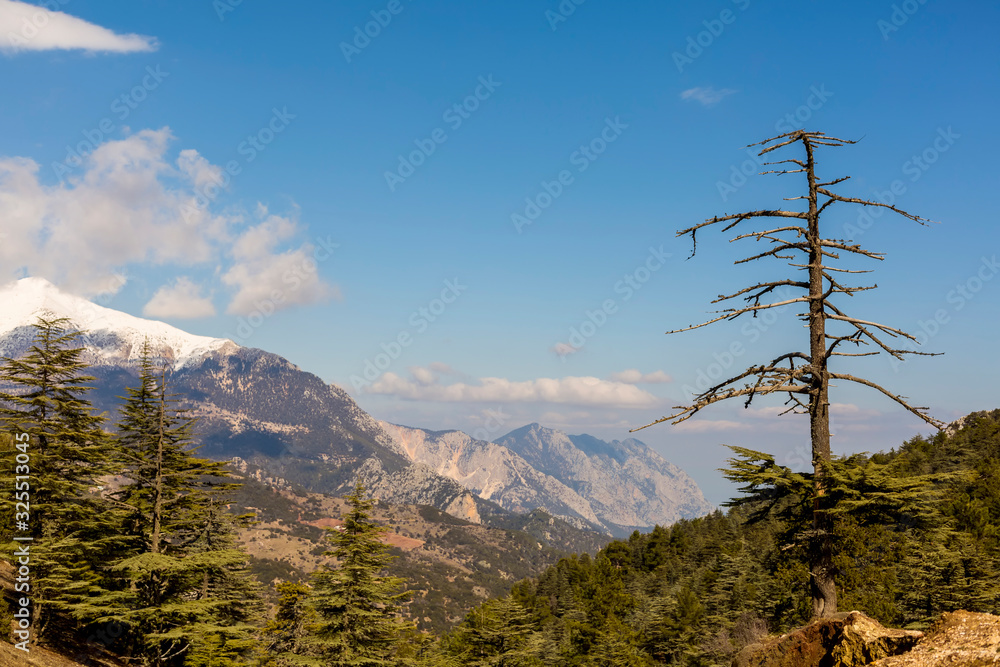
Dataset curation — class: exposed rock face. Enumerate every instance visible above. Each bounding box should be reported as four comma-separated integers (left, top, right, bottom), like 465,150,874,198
497,423,714,533
0,283,493,525
382,421,713,536
732,611,923,667
355,457,483,524
869,611,1000,666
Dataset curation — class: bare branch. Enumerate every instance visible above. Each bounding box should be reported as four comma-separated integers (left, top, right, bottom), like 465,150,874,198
731,226,807,242
818,176,850,187
829,372,946,429
679,210,809,258
667,297,809,333
816,187,936,225
735,243,808,265
713,280,808,304
819,240,885,261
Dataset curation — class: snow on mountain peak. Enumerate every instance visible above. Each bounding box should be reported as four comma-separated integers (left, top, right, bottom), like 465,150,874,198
0,277,234,369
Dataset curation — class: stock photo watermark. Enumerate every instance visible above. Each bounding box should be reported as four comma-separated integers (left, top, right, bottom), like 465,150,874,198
716,85,834,202
546,0,587,31
680,286,796,401
5,0,71,51
556,245,670,358
227,235,340,343
10,430,31,652
385,75,502,192
878,0,930,40
350,278,467,391
181,107,296,223
339,0,411,63
672,0,751,73
52,65,170,179
889,255,998,372
511,116,628,233
471,407,509,442
842,126,958,239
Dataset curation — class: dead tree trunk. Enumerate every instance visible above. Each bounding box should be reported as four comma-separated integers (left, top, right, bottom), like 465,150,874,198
635,130,944,618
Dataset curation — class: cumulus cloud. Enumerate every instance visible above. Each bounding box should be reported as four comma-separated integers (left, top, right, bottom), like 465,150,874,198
222,205,341,315
367,369,659,408
0,0,157,54
0,129,339,316
143,277,216,319
608,369,672,384
680,86,737,107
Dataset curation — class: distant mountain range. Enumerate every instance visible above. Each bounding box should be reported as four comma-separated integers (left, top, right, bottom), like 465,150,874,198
381,422,711,535
0,277,711,536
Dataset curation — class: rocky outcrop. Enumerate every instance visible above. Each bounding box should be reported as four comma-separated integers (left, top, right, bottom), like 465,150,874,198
380,423,604,529
381,422,714,536
732,611,923,667
869,611,1000,666
355,457,484,524
497,424,714,534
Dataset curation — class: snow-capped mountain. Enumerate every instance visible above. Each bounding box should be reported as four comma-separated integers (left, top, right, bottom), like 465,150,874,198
0,277,232,369
0,277,713,534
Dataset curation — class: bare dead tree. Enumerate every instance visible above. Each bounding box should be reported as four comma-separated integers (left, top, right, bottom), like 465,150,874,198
634,130,944,618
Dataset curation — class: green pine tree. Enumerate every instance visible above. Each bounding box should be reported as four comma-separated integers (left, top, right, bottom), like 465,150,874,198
0,316,121,642
302,481,412,666
95,344,260,666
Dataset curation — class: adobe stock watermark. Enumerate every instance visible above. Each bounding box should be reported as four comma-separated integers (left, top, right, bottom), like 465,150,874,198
546,0,587,31
877,0,929,40
673,0,751,73
511,116,628,234
5,0,71,52
680,286,796,401
340,0,411,63
384,75,502,192
470,407,508,443
556,246,670,358
842,127,959,239
227,236,340,343
889,255,998,372
214,0,244,21
350,279,468,391
181,107,296,224
717,84,833,202
51,65,170,180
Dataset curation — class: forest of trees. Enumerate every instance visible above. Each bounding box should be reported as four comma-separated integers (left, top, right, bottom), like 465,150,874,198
1,317,998,666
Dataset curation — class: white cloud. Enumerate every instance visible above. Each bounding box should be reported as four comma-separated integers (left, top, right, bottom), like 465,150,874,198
0,129,339,316
0,0,157,54
367,370,659,408
143,277,216,319
222,207,342,316
680,86,737,107
608,369,672,384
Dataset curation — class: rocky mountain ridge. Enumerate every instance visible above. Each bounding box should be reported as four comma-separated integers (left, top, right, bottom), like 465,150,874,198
382,421,713,536
0,277,712,535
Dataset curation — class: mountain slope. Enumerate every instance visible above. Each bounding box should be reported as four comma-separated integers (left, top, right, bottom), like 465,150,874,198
497,423,714,532
382,422,714,536
0,278,486,523
380,423,605,530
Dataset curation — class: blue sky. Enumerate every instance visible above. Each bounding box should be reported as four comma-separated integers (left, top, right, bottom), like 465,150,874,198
2,0,998,504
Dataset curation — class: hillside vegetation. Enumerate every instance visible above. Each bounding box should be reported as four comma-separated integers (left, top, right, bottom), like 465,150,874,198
415,411,1000,665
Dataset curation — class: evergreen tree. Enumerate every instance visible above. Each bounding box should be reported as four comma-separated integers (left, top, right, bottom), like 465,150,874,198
303,481,411,666
95,344,260,666
0,316,121,642
259,581,317,666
